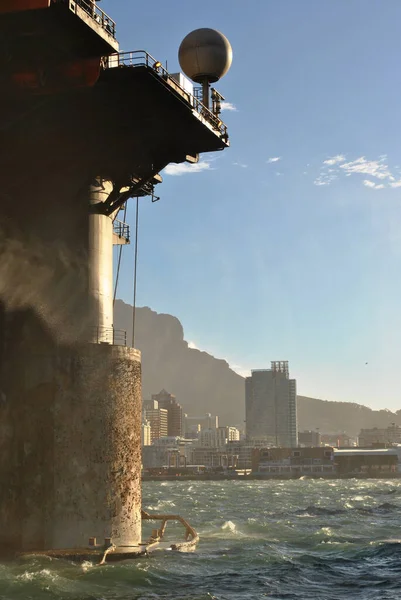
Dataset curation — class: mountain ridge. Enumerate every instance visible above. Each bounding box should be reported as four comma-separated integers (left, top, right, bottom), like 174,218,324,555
114,300,400,436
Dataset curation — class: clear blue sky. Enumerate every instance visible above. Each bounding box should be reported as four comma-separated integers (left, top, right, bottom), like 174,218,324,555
102,0,401,411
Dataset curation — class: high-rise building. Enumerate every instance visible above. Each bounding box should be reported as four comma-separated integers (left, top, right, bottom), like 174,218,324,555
143,399,168,443
226,426,241,442
152,389,183,437
143,399,158,412
245,361,298,447
141,419,152,447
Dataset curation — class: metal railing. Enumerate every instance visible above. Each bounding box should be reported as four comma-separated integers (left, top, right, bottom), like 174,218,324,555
59,0,116,38
193,86,203,102
113,219,130,242
91,326,127,346
106,50,228,139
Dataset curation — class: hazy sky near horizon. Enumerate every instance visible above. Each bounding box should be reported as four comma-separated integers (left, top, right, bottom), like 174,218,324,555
102,0,401,412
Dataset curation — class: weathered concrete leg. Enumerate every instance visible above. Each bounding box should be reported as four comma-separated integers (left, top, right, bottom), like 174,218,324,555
52,344,142,550
0,325,142,554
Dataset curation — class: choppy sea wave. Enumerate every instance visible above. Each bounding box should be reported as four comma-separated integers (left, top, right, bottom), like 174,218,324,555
2,479,401,599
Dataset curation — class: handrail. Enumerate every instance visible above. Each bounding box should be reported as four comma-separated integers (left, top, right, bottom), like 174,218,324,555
91,326,127,346
56,0,116,39
113,219,130,242
105,50,228,140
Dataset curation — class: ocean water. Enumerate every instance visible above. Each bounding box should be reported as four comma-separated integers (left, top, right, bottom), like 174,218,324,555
2,479,401,600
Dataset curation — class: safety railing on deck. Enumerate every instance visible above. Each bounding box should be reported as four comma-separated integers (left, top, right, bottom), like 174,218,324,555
106,50,228,139
91,326,127,346
113,219,130,242
58,0,116,38
193,86,203,102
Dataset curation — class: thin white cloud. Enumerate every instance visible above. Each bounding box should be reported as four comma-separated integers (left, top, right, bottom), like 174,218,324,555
233,161,248,168
323,154,346,166
314,172,338,187
363,180,384,190
267,157,281,163
220,101,237,112
164,160,212,176
188,341,199,350
340,156,392,180
313,153,401,190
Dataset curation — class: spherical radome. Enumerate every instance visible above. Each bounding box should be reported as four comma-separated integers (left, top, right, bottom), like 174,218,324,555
178,28,232,84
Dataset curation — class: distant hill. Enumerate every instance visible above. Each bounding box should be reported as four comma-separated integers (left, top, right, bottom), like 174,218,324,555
114,300,400,436
297,396,401,436
114,300,244,427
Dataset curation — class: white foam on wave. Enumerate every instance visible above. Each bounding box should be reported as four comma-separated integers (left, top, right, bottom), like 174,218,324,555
318,526,334,536
17,568,58,583
222,520,236,532
145,499,176,511
320,540,348,546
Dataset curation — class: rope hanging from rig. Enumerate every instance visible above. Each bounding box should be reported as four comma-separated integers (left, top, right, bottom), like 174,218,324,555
132,197,139,348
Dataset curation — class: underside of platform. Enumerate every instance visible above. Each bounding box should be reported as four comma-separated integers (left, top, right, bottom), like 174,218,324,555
1,67,226,182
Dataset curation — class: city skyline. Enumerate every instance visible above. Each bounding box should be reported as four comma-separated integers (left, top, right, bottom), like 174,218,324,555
143,384,401,452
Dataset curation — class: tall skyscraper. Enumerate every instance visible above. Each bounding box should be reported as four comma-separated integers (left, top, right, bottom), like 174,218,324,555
143,399,168,443
152,389,183,437
245,361,298,447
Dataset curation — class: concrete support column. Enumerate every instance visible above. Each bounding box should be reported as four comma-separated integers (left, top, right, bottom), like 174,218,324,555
51,344,142,550
89,178,114,342
0,339,142,554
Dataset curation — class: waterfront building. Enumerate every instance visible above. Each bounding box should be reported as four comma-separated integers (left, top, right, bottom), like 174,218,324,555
245,361,298,447
152,389,183,437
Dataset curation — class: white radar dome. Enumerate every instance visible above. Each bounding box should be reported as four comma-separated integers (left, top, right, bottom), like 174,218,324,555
178,28,232,84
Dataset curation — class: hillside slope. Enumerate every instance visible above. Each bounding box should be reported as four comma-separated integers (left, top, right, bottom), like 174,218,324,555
114,300,245,426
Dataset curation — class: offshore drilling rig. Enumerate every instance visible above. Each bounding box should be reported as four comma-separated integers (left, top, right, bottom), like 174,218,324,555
0,0,231,559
